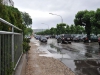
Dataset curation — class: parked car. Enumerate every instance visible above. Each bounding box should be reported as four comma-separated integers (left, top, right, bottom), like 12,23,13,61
85,52,92,57
50,35,55,38
57,35,62,43
57,34,72,44
55,35,61,39
39,36,47,43
97,67,100,74
45,35,50,39
73,35,83,42
83,35,98,42
35,35,41,40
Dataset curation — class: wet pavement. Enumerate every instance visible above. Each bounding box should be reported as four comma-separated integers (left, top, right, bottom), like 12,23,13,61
33,38,100,75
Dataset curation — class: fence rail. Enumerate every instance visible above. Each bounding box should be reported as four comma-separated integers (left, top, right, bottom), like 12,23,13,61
0,18,23,75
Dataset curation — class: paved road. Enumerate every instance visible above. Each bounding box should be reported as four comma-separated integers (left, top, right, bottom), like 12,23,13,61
37,38,100,75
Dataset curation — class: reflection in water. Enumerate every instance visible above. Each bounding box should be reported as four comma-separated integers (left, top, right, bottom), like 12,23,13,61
50,44,61,53
73,60,100,75
39,43,70,59
85,44,100,55
39,39,100,75
62,59,100,75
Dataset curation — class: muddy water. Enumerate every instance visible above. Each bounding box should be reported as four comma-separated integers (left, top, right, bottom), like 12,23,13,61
32,38,100,75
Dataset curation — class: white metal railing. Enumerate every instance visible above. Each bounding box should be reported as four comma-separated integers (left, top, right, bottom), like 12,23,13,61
0,18,21,31
0,18,23,75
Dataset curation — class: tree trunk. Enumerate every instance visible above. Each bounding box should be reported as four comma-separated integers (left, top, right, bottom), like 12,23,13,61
85,26,91,42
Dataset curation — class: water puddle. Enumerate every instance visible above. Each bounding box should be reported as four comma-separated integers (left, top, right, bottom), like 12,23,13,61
35,39,100,75
61,59,100,75
38,43,71,59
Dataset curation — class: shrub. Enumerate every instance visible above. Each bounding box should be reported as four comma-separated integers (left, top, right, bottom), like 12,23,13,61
23,38,30,53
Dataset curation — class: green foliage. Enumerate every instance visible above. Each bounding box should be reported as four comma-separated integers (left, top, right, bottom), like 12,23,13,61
24,27,33,35
0,4,32,75
44,29,51,35
74,10,96,39
56,23,66,34
75,25,85,34
36,23,85,35
21,12,32,27
6,62,14,75
37,8,100,35
23,38,30,52
66,25,70,34
69,24,75,34
50,27,57,35
94,8,100,28
74,8,100,38
0,5,24,31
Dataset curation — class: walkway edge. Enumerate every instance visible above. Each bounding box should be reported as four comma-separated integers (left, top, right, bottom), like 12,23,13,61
13,53,27,75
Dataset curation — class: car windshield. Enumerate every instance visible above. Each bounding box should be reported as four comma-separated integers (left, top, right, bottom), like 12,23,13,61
41,36,46,39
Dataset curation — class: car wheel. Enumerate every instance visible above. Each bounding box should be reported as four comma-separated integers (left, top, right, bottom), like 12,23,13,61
61,41,63,44
69,42,71,44
61,41,64,44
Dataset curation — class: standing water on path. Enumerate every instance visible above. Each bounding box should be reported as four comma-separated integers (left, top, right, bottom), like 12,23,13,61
32,38,100,75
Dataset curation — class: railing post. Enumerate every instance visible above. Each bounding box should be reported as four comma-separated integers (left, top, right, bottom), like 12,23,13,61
12,27,14,67
0,35,1,75
0,18,23,74
22,32,23,54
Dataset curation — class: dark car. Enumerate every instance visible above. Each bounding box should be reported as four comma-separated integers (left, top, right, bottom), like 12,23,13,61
56,35,62,43
57,34,72,44
83,35,98,42
35,35,41,40
73,35,83,42
39,36,47,43
97,67,100,74
85,52,92,57
56,35,61,39
45,35,50,39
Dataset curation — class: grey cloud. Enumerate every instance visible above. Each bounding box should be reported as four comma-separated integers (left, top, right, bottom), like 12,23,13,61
13,0,100,29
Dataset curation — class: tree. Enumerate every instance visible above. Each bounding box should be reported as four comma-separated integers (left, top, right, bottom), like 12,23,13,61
0,5,25,31
70,24,75,34
75,25,85,34
44,29,51,35
56,23,66,34
66,25,70,34
0,0,2,4
91,26,100,35
90,8,100,33
74,10,95,39
50,27,56,35
21,12,32,27
24,28,33,35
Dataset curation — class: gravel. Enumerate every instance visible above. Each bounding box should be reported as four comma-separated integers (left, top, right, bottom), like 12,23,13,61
25,39,75,75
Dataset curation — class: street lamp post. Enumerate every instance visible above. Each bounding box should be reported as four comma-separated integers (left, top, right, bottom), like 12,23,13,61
49,13,63,23
41,23,49,29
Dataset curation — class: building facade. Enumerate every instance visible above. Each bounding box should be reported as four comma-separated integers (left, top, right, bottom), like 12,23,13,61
2,0,14,6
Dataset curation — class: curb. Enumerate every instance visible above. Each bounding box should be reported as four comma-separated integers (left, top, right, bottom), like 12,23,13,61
13,53,27,75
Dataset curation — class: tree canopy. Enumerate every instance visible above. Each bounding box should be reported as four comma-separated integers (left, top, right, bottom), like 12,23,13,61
74,9,100,39
0,5,24,31
36,23,85,35
0,4,33,36
21,12,32,27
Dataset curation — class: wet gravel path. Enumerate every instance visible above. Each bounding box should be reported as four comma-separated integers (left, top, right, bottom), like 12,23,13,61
25,38,75,75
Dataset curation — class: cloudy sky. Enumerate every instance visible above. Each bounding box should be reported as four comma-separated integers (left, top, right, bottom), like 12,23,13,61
13,0,100,29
